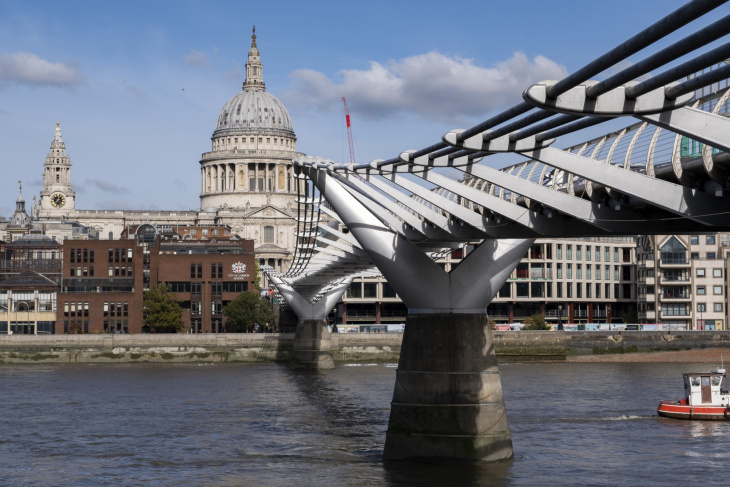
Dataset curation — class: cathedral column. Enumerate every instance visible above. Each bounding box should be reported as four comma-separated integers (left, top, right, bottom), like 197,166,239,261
255,164,259,192
265,164,270,193
201,167,205,194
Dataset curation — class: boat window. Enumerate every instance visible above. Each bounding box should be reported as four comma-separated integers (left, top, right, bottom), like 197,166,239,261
712,376,722,386
691,377,701,387
701,377,710,387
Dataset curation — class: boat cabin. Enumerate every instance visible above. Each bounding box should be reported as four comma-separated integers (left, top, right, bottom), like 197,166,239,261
683,370,729,406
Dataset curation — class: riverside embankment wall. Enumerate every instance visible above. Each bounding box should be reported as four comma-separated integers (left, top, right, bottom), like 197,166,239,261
1,331,730,364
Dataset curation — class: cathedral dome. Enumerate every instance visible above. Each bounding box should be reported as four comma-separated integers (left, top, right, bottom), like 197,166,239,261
214,89,293,137
212,27,295,140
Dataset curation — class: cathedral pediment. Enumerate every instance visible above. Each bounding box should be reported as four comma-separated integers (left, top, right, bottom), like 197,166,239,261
244,205,294,220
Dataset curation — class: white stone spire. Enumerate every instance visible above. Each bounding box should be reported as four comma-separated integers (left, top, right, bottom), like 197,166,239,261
243,25,265,91
38,122,76,216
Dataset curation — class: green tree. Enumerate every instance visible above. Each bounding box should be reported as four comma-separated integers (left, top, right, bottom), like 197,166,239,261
143,284,184,333
621,304,639,324
522,313,550,330
223,291,275,333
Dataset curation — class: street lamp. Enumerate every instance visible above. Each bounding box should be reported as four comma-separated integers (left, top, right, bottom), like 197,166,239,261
558,305,563,330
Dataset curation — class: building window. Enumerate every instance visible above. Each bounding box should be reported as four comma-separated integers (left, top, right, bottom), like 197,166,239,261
713,286,723,295
567,264,572,279
566,245,572,260
697,268,706,277
697,303,706,312
576,245,582,261
363,283,377,298
714,303,723,312
556,263,562,279
382,282,397,298
707,235,716,244
690,236,699,244
697,286,706,295
707,252,716,259
264,226,274,243
347,283,362,298
556,244,562,260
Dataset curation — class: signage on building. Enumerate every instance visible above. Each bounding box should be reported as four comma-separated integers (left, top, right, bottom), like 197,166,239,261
229,262,250,280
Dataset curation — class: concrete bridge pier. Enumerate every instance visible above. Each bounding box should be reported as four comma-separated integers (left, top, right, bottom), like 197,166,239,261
291,318,335,369
383,311,510,462
267,275,352,370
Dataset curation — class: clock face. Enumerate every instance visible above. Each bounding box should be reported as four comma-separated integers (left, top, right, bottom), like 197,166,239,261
51,193,66,208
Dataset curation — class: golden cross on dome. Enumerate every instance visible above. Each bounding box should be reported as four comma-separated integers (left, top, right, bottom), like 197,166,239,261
56,121,60,132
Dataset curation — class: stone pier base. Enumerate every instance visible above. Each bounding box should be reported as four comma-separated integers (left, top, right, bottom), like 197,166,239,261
383,313,513,463
291,319,334,369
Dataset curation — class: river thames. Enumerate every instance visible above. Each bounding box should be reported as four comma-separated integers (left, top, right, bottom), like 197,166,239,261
1,361,728,486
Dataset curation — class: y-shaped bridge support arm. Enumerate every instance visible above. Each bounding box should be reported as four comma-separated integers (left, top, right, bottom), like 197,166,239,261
268,275,353,370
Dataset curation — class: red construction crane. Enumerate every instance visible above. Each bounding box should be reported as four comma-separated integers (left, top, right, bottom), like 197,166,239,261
342,97,356,164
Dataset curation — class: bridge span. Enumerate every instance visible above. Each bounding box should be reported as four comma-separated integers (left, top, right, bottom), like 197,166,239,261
265,0,730,463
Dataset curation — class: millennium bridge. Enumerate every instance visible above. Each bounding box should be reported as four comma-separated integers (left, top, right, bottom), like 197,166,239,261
264,0,730,463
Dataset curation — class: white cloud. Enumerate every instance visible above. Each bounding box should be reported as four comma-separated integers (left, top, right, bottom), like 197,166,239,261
282,51,567,122
0,51,83,87
184,49,210,67
124,84,152,103
86,179,130,193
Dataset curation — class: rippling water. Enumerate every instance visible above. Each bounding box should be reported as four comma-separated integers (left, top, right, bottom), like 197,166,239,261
1,361,728,486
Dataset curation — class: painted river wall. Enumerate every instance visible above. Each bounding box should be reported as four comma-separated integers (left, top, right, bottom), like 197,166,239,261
2,330,730,363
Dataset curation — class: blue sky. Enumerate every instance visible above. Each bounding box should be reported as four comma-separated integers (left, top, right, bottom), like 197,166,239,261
0,0,724,217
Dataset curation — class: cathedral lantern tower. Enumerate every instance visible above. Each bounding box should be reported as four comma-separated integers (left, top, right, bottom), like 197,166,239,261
39,122,76,216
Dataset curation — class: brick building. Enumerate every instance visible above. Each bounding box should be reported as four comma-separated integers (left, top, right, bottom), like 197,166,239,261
56,226,255,334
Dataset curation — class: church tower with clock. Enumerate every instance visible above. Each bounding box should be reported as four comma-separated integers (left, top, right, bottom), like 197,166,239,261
38,122,76,216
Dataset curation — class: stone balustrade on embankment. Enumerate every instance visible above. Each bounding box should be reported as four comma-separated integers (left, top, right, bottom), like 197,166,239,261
1,330,730,364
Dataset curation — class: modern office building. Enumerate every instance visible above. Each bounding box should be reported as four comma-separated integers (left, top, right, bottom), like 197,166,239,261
637,234,730,330
339,237,637,327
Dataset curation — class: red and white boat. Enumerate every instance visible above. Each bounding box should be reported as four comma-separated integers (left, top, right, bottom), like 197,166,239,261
657,368,730,420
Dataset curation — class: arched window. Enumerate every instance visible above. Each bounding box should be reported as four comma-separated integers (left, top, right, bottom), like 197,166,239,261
660,237,686,264
264,226,274,243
